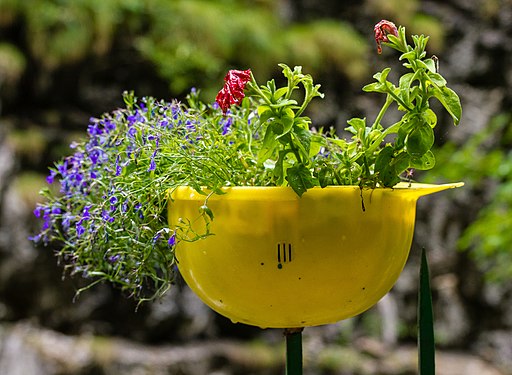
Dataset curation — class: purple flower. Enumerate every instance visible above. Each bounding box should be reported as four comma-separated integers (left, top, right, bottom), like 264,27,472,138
82,205,91,220
148,150,157,172
102,119,116,133
108,254,121,263
88,123,103,137
148,158,156,172
62,212,74,230
33,205,44,218
168,233,176,247
89,149,101,165
102,209,114,223
127,114,137,125
134,203,144,219
42,208,53,230
46,170,57,184
57,160,68,175
171,105,180,119
115,155,122,176
121,199,129,213
221,116,233,135
152,231,161,244
76,222,86,238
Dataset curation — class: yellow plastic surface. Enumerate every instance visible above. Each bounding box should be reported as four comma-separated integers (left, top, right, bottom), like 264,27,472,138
168,182,463,328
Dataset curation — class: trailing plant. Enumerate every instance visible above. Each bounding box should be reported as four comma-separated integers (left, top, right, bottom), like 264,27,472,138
30,21,461,300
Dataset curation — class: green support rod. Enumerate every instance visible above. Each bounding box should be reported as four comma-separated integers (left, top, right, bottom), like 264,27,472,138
284,328,303,375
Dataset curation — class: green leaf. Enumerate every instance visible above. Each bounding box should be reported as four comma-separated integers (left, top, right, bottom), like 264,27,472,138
375,145,394,172
258,127,278,163
293,126,312,160
258,107,274,123
407,122,435,157
286,165,315,197
362,82,386,93
427,72,446,87
278,112,295,137
200,205,214,221
432,86,462,125
399,72,415,105
257,105,271,116
375,67,391,83
267,79,277,94
274,87,288,100
362,68,391,93
309,134,325,158
423,58,438,73
399,50,416,61
393,152,411,174
346,117,366,137
269,99,298,109
422,109,437,128
273,149,289,185
375,146,401,187
418,248,435,375
318,167,329,188
410,150,436,170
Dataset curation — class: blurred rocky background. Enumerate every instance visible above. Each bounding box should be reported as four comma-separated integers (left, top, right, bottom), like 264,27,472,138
1,0,511,374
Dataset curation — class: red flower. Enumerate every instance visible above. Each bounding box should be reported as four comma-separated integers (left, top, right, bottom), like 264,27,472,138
374,20,398,54
215,69,252,114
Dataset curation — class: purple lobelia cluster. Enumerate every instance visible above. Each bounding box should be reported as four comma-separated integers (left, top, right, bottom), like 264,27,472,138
31,90,258,300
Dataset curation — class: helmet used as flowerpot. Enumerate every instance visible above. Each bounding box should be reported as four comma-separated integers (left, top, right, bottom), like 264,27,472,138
168,183,462,328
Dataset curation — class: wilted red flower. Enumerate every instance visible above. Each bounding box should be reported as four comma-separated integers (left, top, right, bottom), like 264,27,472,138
215,69,252,114
374,20,398,54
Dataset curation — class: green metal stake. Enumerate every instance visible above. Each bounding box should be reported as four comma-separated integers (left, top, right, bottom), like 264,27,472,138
418,248,435,374
284,328,303,375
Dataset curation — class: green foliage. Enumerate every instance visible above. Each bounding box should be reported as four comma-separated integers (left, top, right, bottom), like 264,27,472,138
282,20,370,81
136,1,370,96
426,113,512,282
0,43,26,82
13,0,139,68
346,25,461,188
1,0,370,97
247,64,324,195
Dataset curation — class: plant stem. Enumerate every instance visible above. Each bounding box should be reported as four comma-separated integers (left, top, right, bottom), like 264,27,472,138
385,81,413,111
372,95,393,130
249,72,273,107
365,121,402,155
